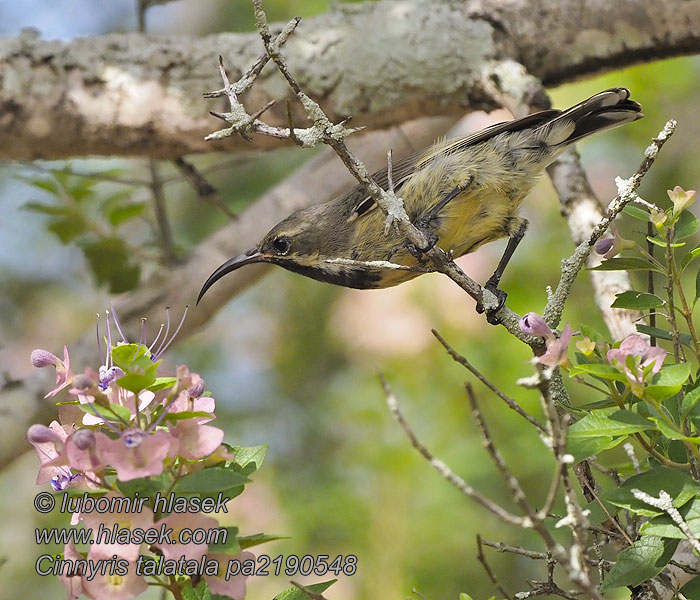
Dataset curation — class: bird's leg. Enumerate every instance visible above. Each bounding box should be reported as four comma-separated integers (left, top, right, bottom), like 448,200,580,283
476,217,529,324
410,176,475,255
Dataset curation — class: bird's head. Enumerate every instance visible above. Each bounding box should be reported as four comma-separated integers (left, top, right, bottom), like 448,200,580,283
196,204,364,303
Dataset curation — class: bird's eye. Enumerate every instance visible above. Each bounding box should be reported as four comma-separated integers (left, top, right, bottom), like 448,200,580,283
272,236,291,255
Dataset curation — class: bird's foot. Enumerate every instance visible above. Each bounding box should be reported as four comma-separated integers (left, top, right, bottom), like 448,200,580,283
405,229,438,264
475,279,507,325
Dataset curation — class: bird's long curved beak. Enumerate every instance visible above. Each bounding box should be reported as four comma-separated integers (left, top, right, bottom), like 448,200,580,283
197,248,264,304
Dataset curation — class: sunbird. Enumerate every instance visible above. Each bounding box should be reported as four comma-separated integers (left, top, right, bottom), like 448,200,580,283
198,88,642,317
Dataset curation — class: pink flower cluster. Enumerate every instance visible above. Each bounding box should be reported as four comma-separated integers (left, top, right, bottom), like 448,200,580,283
27,310,252,600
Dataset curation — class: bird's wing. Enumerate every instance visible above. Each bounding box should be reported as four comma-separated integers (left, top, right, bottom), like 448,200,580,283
346,109,562,222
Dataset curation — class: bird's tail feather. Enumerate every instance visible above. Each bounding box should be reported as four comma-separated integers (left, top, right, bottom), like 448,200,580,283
543,87,643,146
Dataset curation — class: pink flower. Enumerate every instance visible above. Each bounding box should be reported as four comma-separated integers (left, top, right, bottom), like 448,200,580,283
153,512,220,561
81,549,147,600
167,367,215,422
537,324,574,369
58,541,85,600
98,429,172,481
170,419,224,460
66,429,111,473
607,334,666,393
204,552,255,600
27,420,75,488
80,492,154,561
75,383,154,427
31,346,73,398
519,312,555,343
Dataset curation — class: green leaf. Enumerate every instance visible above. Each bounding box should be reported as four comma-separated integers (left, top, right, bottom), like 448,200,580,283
680,243,700,271
635,325,694,349
238,533,290,550
681,385,700,419
641,497,700,539
565,435,626,463
646,235,685,249
231,444,268,472
680,572,700,600
272,580,337,600
645,363,691,402
606,467,700,516
568,409,655,438
48,216,87,244
80,237,140,294
590,257,662,272
112,343,149,367
208,526,240,554
22,201,68,216
116,372,156,394
649,417,700,442
675,209,700,240
173,467,250,494
182,580,212,600
578,324,606,343
567,363,628,383
695,265,700,303
601,536,679,590
611,291,665,310
161,411,215,423
117,474,170,500
77,401,131,423
147,377,177,392
622,204,650,221
108,201,147,226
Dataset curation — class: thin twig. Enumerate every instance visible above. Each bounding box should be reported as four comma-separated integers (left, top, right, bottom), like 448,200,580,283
432,329,546,431
148,160,178,264
171,157,237,220
380,375,528,526
477,534,513,600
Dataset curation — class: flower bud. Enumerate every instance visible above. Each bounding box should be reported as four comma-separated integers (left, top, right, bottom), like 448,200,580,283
594,237,614,256
519,312,554,342
594,224,634,260
575,337,596,356
650,209,668,232
27,424,60,444
31,349,60,369
188,378,206,399
71,429,96,451
668,186,697,216
72,374,95,391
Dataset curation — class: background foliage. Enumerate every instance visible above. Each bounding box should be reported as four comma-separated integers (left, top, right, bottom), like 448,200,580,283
0,1,699,599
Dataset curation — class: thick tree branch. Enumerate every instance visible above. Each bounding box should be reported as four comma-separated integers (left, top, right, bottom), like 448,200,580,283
1,0,698,159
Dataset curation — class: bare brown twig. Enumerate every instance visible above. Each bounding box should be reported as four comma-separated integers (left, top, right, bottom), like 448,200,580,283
432,329,545,431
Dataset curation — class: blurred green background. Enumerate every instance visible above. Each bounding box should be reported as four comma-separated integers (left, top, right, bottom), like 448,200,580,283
0,1,699,599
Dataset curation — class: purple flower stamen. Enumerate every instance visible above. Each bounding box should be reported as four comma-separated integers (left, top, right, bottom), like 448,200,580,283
104,310,114,368
109,303,127,343
153,307,172,359
154,306,189,360
95,313,105,366
147,323,165,356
